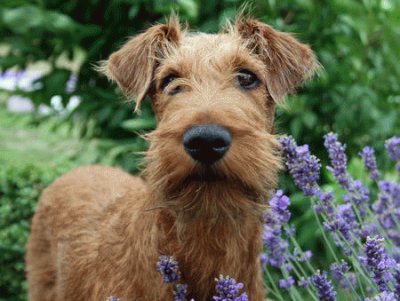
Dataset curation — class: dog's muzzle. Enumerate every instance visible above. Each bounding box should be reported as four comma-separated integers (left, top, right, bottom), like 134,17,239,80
183,124,231,165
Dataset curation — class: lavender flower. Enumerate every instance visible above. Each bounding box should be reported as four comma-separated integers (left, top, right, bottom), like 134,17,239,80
157,256,181,284
316,191,335,215
394,264,400,299
260,253,267,272
324,133,370,214
373,181,400,246
269,190,291,223
106,297,120,301
174,284,189,301
298,277,310,288
262,225,288,268
292,248,313,262
365,291,396,301
318,192,352,249
324,133,350,188
213,275,248,301
344,179,370,208
385,136,400,171
279,276,295,289
359,236,394,292
360,146,380,180
262,190,292,268
330,260,356,289
336,203,358,231
157,256,191,301
280,136,321,196
311,270,337,301
361,222,378,237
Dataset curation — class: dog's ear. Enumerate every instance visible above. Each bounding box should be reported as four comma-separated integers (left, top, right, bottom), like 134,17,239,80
99,17,181,112
235,18,318,103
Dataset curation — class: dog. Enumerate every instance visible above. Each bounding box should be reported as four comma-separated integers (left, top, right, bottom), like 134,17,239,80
26,15,317,301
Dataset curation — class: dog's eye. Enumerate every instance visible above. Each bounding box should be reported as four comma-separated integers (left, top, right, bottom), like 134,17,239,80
160,74,180,95
161,75,177,89
236,69,259,90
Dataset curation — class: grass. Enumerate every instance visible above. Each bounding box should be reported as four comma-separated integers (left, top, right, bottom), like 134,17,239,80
0,108,80,166
0,95,146,173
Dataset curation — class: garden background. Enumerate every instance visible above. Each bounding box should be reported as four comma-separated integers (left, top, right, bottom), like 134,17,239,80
0,0,399,300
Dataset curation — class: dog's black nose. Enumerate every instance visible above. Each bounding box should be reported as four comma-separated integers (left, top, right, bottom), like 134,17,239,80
183,124,231,165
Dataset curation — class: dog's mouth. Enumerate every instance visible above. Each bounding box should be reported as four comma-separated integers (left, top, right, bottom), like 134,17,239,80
184,165,227,182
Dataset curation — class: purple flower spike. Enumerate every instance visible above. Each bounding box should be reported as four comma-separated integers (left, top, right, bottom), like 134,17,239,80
385,136,400,171
360,146,380,180
324,133,370,214
213,275,248,301
365,291,396,301
298,277,310,288
262,190,292,268
337,203,357,226
269,190,291,223
174,284,188,301
106,297,120,301
394,264,400,299
311,270,337,301
280,136,321,196
373,181,400,235
324,133,350,189
360,236,395,292
156,256,181,284
279,276,295,289
346,180,370,207
318,192,352,247
262,225,288,268
260,253,267,272
330,260,356,289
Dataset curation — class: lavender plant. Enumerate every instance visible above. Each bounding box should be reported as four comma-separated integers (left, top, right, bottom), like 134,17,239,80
213,275,248,301
151,134,400,301
262,134,400,301
155,256,247,301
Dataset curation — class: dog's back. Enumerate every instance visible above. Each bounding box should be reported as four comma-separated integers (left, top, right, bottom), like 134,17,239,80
26,165,169,300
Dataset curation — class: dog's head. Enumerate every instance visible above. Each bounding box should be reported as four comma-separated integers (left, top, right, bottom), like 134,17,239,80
100,16,318,208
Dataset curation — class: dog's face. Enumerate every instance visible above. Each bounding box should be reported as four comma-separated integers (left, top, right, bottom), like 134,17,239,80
101,16,317,204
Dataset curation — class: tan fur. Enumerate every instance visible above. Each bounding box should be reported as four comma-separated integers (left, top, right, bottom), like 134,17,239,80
26,16,317,301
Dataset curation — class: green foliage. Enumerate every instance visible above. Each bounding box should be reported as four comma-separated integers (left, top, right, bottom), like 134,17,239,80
0,163,71,301
266,0,400,162
1,0,399,170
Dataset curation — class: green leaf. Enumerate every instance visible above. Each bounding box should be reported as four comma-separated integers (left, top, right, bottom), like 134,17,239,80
302,111,317,129
177,0,198,20
121,118,156,131
128,5,140,19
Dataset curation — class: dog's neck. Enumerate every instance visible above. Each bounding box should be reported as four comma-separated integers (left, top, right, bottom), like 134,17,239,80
152,182,266,300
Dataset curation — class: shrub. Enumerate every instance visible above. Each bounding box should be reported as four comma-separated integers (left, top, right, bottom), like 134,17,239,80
261,134,400,300
0,162,72,301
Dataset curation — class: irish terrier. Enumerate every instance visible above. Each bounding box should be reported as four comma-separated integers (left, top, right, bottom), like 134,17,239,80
26,16,317,301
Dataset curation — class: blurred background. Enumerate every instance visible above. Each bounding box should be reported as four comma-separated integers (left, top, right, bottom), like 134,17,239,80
0,0,399,300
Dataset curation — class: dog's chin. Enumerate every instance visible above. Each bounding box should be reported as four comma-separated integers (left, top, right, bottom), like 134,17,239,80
181,162,259,194
184,164,226,183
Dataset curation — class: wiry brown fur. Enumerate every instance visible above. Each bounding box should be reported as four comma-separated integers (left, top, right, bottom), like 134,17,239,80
26,16,318,301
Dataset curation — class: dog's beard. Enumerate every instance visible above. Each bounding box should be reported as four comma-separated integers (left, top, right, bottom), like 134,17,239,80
143,129,281,216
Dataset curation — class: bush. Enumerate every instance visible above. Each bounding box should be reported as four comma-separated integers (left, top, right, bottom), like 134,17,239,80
0,162,72,301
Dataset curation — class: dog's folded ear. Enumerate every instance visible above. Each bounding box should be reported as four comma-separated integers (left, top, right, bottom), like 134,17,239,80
99,17,181,112
235,18,319,103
